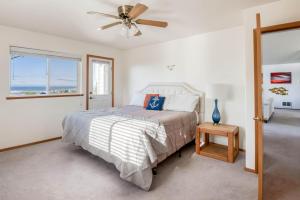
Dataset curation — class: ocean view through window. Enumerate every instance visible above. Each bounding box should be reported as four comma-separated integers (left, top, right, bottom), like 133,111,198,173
10,47,81,96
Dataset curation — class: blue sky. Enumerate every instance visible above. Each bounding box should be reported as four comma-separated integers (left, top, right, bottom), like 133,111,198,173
11,54,78,87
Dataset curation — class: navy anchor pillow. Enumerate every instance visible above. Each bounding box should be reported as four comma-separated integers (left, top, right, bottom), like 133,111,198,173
146,96,165,111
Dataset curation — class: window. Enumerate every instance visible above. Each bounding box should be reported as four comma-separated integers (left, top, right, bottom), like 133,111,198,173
10,47,81,96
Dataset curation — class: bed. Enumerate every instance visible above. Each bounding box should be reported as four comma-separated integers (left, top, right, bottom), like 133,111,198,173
263,97,274,122
62,83,205,190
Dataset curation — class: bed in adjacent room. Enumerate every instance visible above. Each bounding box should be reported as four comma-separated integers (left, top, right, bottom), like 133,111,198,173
62,83,204,190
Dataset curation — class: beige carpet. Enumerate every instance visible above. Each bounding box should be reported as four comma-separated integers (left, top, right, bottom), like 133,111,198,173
263,109,300,200
0,140,257,200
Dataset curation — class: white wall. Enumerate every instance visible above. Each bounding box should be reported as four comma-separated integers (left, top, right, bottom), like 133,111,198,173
123,26,247,149
0,25,123,149
243,0,300,169
263,63,300,109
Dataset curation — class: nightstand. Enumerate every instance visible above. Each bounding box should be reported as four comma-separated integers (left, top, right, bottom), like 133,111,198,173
195,122,239,163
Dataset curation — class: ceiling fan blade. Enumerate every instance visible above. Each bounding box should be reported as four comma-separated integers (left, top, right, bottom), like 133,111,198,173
87,11,120,19
128,3,148,19
135,19,168,28
100,21,122,30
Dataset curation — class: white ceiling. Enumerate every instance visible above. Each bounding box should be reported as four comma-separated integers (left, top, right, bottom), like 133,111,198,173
263,28,300,65
0,0,278,49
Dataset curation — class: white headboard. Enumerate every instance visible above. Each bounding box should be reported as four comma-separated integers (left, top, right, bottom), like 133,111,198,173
140,82,205,123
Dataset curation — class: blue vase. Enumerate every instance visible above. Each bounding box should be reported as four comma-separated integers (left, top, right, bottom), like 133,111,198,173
212,99,221,125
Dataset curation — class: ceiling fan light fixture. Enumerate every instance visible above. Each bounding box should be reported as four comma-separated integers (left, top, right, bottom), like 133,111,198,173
128,24,139,37
120,23,129,37
120,23,139,38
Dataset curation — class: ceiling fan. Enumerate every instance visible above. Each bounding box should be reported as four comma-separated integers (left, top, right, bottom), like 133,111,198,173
87,3,168,37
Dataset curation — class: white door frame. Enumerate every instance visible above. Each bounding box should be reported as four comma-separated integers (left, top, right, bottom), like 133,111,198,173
86,54,114,110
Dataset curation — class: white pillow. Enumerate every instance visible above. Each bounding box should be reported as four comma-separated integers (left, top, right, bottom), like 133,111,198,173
164,95,199,112
129,93,146,106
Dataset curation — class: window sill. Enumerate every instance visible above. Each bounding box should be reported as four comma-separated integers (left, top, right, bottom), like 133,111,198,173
6,94,84,100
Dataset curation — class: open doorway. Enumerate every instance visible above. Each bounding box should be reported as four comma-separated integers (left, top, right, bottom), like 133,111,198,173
262,28,300,199
253,15,300,200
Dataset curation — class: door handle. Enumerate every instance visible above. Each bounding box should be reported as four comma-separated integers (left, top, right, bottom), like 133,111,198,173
253,116,264,121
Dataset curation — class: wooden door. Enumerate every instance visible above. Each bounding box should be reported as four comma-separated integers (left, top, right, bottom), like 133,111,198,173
254,13,264,200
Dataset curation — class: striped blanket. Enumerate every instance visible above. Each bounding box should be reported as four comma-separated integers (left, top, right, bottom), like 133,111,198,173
62,106,197,190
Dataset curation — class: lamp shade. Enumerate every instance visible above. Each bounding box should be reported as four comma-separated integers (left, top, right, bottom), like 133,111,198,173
206,83,230,100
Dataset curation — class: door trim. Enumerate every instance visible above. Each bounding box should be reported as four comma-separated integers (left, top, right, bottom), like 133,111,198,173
86,54,115,110
253,17,300,200
254,13,263,200
261,21,300,33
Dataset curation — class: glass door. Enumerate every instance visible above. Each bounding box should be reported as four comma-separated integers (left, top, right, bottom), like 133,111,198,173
88,57,113,110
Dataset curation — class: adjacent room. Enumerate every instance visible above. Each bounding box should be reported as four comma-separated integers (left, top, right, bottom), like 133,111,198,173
0,0,300,200
262,28,300,199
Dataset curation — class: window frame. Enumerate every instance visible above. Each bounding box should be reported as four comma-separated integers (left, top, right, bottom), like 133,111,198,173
7,47,83,100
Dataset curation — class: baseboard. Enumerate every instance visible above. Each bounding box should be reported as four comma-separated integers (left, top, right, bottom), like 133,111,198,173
244,167,258,174
0,137,62,152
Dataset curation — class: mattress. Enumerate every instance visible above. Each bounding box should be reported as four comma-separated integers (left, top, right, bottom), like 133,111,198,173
62,105,197,190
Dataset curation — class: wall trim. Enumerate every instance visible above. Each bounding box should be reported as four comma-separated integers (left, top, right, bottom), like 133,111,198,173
0,137,62,152
6,94,83,100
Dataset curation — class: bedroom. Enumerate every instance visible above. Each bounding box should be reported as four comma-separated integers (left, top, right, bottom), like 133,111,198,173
0,0,300,200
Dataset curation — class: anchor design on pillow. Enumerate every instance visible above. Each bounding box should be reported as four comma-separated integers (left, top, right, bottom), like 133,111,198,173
149,96,160,108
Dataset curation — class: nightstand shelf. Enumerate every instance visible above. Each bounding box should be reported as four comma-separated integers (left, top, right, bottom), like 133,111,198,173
196,122,239,163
